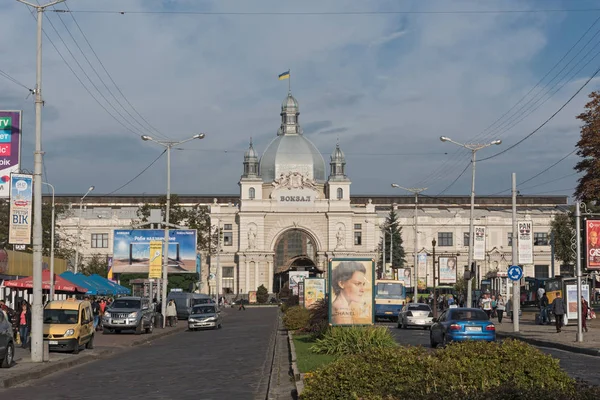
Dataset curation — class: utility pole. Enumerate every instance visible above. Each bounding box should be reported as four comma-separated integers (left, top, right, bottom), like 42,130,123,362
216,218,221,308
42,182,55,300
16,0,65,363
575,203,583,342
512,173,520,333
389,226,393,279
432,238,438,318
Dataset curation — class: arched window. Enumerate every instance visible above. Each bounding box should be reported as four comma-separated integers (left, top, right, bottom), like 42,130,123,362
337,187,343,200
249,187,255,200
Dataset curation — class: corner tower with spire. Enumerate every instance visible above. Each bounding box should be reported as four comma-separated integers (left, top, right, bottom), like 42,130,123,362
327,141,351,201
239,138,263,201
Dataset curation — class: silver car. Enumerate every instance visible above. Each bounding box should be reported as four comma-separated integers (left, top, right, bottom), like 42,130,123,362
398,303,434,330
188,304,222,331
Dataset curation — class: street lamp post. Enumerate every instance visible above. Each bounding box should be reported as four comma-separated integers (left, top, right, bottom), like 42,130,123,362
432,238,438,318
392,184,427,303
440,136,501,308
42,182,55,300
141,133,206,327
74,186,95,273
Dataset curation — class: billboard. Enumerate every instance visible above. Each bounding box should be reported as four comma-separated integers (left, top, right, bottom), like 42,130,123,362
303,278,326,309
112,229,197,274
329,258,374,326
518,220,533,264
438,256,457,285
289,271,309,296
398,267,411,288
0,111,22,197
9,173,32,245
585,219,600,270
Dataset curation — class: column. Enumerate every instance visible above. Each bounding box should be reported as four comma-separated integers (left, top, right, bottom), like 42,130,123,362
233,263,238,295
254,261,260,291
245,261,250,294
268,261,274,293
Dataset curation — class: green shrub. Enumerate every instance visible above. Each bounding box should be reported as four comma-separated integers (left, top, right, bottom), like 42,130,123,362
304,299,329,338
282,306,310,330
310,326,397,356
301,339,577,400
256,284,268,304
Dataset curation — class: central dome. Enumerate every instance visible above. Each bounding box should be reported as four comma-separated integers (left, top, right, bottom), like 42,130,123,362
259,93,326,183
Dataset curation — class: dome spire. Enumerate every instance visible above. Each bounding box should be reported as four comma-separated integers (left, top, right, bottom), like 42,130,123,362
278,91,301,136
243,137,259,177
329,142,346,180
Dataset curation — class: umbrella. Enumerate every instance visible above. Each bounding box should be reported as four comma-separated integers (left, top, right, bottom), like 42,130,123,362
4,270,88,293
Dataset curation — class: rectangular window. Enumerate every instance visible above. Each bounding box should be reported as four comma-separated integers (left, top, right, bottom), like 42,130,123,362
224,224,232,231
223,232,233,246
534,233,549,246
354,231,362,246
438,232,453,247
463,232,470,247
534,265,549,279
91,233,109,248
354,224,362,230
222,266,234,278
508,232,513,247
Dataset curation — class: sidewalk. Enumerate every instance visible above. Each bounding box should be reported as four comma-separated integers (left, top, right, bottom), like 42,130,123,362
2,323,187,389
494,311,600,356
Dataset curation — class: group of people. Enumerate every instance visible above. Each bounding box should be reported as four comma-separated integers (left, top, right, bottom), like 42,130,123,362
479,292,507,323
0,299,32,348
87,296,114,331
538,287,592,333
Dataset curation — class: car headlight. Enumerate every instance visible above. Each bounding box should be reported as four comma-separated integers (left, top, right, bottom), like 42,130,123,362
188,318,197,323
104,311,110,318
128,312,138,318
64,329,75,337
205,317,216,321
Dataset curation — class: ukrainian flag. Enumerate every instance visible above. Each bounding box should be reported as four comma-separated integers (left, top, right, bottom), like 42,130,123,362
278,70,290,80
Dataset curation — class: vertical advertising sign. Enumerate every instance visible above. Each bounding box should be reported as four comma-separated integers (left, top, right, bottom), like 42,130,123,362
566,284,589,320
303,278,326,309
298,281,305,307
417,253,427,290
585,220,600,270
438,256,457,284
106,256,114,281
9,173,32,245
518,221,533,264
473,226,486,261
148,240,162,279
328,258,374,326
398,267,411,288
0,111,22,197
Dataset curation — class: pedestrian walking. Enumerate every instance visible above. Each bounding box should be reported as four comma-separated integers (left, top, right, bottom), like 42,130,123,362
582,296,590,333
551,292,566,333
18,302,31,349
480,293,492,318
496,295,505,323
537,285,545,307
540,293,549,324
238,299,246,311
166,300,177,327
91,298,101,331
491,295,497,318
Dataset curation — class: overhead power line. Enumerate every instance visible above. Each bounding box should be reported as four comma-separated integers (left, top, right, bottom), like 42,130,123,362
104,150,166,195
0,68,34,93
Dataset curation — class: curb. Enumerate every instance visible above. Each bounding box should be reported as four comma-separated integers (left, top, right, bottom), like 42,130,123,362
1,325,186,389
497,332,600,357
288,331,304,396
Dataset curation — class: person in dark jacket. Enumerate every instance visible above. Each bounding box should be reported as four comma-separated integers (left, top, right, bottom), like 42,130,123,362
540,293,549,324
18,302,32,348
551,292,566,333
582,296,590,333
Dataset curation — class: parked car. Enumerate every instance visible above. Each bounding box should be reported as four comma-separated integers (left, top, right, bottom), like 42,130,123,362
430,308,496,348
188,304,222,331
43,299,94,354
398,303,434,330
167,292,214,320
102,297,155,335
0,309,14,367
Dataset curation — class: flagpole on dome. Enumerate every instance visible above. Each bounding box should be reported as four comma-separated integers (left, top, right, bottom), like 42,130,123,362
288,69,291,93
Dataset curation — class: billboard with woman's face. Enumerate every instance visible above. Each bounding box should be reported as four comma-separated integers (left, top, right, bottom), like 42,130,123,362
328,258,374,326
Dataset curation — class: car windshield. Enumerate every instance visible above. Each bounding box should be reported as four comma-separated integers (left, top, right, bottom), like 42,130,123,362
111,300,140,309
44,309,79,324
449,309,488,321
376,283,405,299
408,304,431,311
192,306,216,314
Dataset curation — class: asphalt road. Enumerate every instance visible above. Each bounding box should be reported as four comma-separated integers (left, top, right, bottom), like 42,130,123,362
2,307,279,400
381,322,600,386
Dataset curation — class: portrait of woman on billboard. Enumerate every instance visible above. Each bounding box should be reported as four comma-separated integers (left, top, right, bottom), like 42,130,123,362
329,259,374,325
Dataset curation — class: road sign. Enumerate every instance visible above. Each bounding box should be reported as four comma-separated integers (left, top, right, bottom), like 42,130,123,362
508,265,523,281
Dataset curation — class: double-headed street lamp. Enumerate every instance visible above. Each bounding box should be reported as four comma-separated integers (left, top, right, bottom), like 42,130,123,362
141,133,206,328
391,184,427,303
74,185,95,273
42,182,55,300
440,136,501,308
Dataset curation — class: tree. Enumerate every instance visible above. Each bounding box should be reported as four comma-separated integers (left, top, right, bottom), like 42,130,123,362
575,91,600,201
550,210,576,266
378,208,406,275
81,254,108,277
256,284,269,303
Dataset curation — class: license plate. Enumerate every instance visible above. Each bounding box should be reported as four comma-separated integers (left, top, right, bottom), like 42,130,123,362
49,340,58,345
466,326,481,332
113,319,125,324
385,312,393,315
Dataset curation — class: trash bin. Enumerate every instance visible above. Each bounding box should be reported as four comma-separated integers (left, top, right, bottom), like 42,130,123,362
155,313,164,328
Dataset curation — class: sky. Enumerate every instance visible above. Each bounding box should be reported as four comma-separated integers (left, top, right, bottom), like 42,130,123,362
1,0,600,200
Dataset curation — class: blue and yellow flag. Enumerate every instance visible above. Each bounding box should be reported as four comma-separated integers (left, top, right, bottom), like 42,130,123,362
278,70,290,80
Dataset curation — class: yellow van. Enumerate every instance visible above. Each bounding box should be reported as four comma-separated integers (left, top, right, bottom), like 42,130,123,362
43,299,94,354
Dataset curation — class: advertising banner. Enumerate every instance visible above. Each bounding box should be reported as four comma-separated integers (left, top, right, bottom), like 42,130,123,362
148,241,162,279
438,256,457,284
518,220,533,264
303,278,326,309
289,271,309,296
474,226,486,261
112,229,197,273
328,258,374,326
417,253,427,290
585,220,600,270
0,111,22,198
248,291,257,304
398,267,411,288
298,281,305,307
566,284,589,320
9,173,32,245
107,256,114,281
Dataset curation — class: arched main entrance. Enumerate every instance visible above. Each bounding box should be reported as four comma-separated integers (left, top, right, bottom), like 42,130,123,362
273,229,320,294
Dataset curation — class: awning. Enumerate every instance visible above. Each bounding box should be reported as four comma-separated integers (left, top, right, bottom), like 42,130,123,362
5,270,88,293
89,274,131,295
83,274,124,296
61,271,109,296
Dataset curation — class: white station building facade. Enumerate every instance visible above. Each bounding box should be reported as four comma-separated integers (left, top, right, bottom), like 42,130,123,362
54,92,570,300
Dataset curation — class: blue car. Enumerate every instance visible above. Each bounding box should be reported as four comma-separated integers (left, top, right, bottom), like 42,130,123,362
430,307,496,348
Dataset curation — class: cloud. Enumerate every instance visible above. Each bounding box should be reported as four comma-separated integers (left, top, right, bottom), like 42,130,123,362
0,0,593,200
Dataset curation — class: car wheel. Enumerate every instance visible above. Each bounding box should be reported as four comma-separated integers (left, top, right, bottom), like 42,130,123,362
146,319,154,334
429,333,437,348
103,328,111,335
135,322,143,335
86,334,94,350
1,342,13,368
442,334,449,347
73,340,80,354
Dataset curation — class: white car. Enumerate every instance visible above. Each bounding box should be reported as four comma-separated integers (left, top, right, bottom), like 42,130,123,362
398,303,434,330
